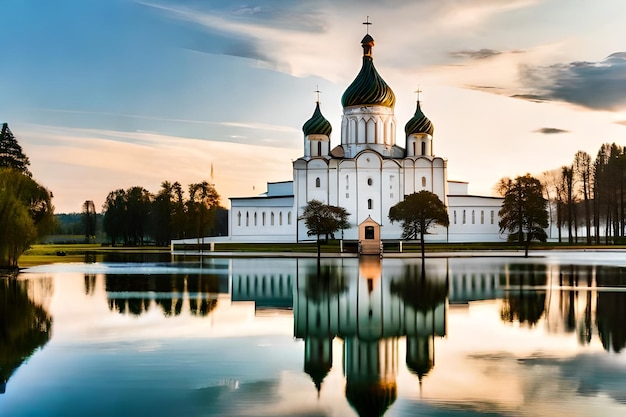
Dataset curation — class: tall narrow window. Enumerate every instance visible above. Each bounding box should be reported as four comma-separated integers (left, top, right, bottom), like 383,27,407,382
490,210,494,224
463,210,466,224
421,141,426,155
454,210,457,225
471,210,475,224
262,212,266,226
271,212,275,226
315,177,321,188
279,212,283,225
237,212,241,226
317,142,322,156
413,142,416,155
481,210,484,224
367,199,373,209
367,178,373,186
254,212,257,226
287,212,291,225
246,212,249,226
421,176,426,187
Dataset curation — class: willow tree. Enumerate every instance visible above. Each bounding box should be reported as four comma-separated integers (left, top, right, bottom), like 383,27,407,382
0,168,55,268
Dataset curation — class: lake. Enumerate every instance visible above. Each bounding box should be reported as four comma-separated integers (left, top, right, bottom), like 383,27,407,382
1,251,626,417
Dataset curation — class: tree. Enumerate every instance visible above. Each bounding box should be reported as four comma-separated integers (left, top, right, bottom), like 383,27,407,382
388,190,449,260
299,200,350,258
0,123,31,176
498,174,549,257
0,168,55,268
573,150,593,244
187,181,220,240
82,200,97,243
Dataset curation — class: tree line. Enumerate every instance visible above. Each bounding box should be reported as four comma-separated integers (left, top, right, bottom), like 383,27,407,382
102,181,227,246
542,143,626,244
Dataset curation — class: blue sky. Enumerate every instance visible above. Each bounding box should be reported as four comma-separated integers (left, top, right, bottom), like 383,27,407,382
2,0,626,212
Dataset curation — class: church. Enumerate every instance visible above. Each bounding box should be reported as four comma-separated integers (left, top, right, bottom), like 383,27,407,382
227,30,504,244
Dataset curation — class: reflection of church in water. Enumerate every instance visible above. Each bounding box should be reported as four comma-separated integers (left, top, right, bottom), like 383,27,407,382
232,257,449,417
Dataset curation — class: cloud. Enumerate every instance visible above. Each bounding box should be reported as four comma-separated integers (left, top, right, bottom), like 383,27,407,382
518,52,626,111
450,49,503,60
534,127,569,134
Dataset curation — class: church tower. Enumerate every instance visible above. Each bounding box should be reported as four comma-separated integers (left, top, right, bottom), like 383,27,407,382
405,100,434,157
302,101,332,158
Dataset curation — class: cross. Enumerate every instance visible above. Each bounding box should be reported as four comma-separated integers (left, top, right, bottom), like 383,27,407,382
314,85,321,103
414,86,423,102
363,16,372,33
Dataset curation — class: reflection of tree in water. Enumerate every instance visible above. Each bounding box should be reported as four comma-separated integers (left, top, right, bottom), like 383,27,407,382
0,279,52,394
389,262,448,382
500,264,547,327
105,274,219,318
84,274,97,295
389,263,447,313
596,266,626,353
300,262,349,394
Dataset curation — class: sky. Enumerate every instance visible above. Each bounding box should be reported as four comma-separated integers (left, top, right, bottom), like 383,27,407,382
1,0,626,213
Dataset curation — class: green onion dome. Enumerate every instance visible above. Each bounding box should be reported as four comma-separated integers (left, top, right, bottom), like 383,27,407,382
302,102,332,136
341,35,396,108
404,101,434,136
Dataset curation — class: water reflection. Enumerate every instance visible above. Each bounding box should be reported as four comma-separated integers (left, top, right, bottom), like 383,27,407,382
294,257,447,417
0,278,52,393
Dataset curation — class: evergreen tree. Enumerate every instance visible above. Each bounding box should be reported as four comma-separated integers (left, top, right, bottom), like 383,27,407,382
0,123,31,176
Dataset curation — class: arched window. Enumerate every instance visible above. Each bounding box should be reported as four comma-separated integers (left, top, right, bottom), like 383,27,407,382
237,211,241,226
454,210,457,225
271,212,275,226
367,199,373,209
413,142,416,155
421,176,426,187
279,212,283,225
367,178,373,186
481,210,484,224
254,212,257,226
471,210,475,224
262,212,266,226
317,142,322,156
315,177,321,188
365,226,375,239
287,212,292,225
246,211,249,226
462,210,466,224
421,141,426,155
490,210,494,224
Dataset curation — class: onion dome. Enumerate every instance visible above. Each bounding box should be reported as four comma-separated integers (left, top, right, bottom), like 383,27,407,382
346,381,397,417
405,101,434,136
303,102,332,136
341,35,396,108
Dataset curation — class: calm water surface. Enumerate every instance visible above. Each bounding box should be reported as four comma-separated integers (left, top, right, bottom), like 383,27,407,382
1,252,626,417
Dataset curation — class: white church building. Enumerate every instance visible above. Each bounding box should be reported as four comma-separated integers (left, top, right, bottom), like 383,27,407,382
228,31,504,244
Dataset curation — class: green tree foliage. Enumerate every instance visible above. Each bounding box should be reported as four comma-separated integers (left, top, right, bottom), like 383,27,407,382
101,181,224,246
0,168,55,268
498,174,549,257
299,200,350,257
388,190,449,259
0,123,31,176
